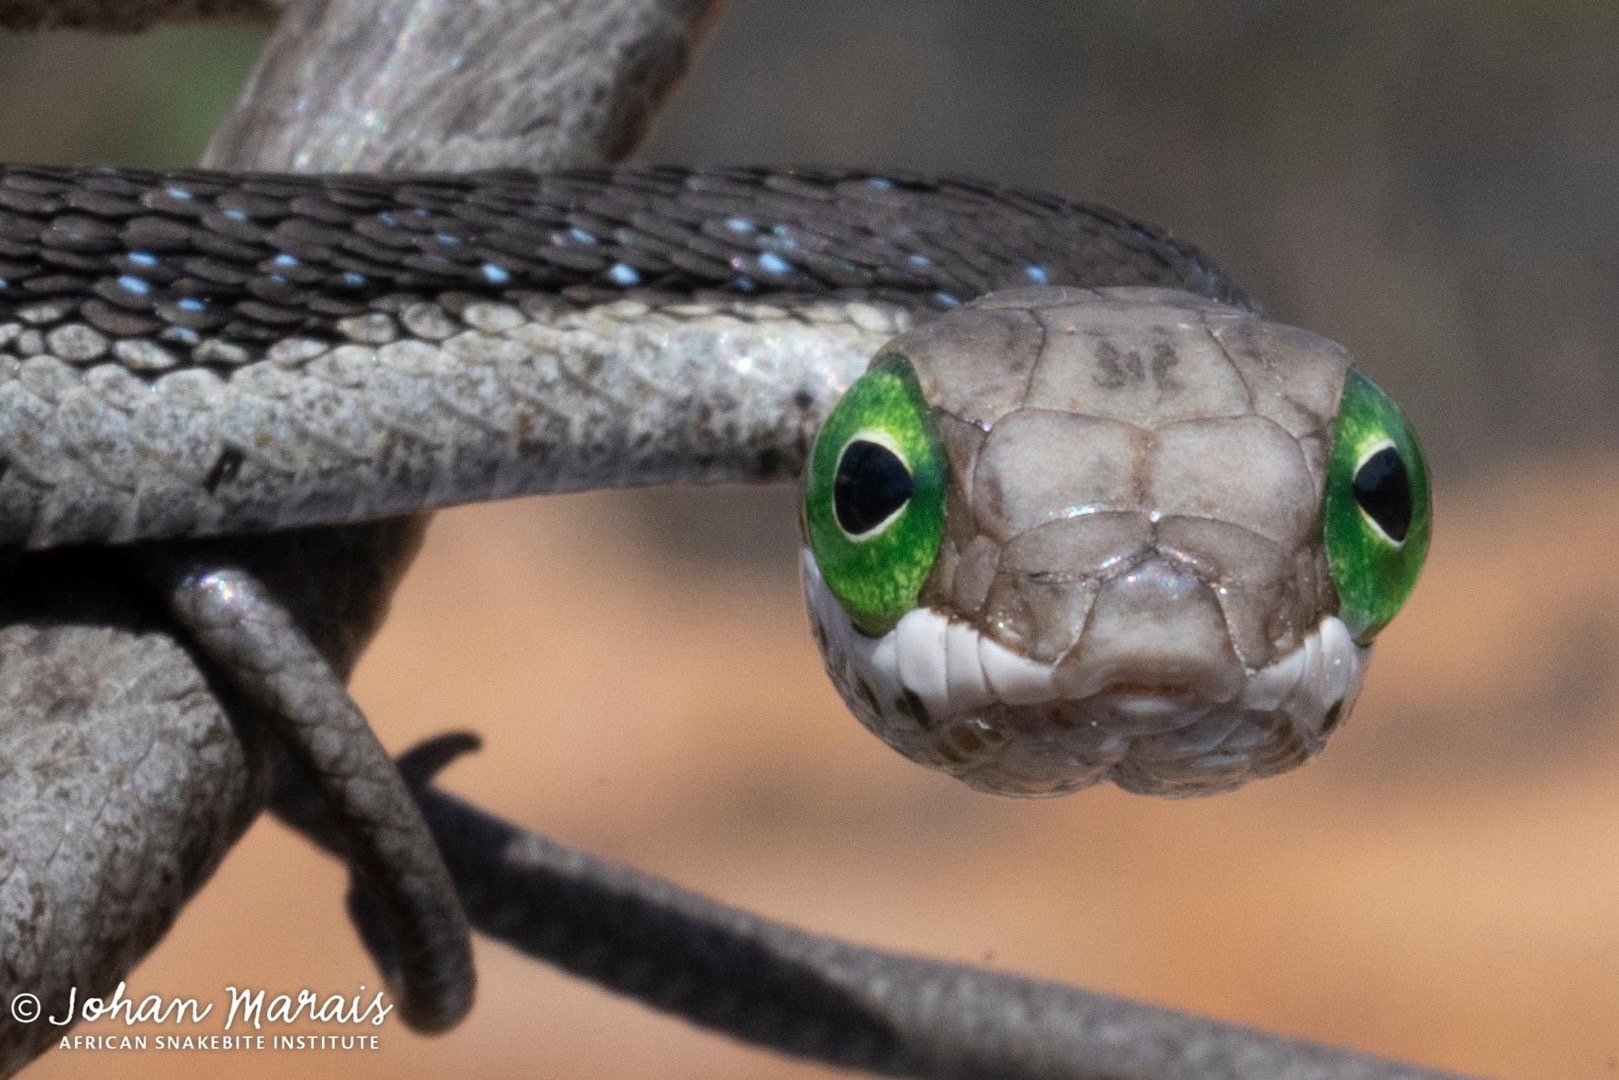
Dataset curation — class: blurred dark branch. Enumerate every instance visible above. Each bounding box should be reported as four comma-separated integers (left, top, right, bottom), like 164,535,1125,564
285,733,1480,1080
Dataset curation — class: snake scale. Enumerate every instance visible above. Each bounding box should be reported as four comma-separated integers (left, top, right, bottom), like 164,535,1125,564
0,162,1430,1031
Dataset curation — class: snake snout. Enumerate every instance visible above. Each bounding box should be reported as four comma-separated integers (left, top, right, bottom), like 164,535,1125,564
1052,553,1245,706
808,523,1371,801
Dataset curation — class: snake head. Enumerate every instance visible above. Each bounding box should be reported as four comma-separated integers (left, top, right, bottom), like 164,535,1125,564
801,286,1430,797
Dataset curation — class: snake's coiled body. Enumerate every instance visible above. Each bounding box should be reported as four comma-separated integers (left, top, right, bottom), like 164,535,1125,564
0,165,1245,549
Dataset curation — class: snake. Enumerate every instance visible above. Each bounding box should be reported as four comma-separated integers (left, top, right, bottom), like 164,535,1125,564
0,161,1430,1021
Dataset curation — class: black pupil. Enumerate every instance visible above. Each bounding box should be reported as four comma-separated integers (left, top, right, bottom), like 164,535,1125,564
834,439,914,536
1352,445,1413,542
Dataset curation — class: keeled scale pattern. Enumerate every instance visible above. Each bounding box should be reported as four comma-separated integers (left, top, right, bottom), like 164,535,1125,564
0,163,1249,369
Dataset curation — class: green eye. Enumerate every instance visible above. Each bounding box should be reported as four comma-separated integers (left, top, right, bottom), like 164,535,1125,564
803,354,947,636
1323,369,1432,643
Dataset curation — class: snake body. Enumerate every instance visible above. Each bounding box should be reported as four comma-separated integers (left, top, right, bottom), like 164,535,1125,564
0,165,1241,548
0,163,1429,800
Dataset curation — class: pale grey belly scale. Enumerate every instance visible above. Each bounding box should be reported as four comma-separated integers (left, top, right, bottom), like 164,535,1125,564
0,292,900,547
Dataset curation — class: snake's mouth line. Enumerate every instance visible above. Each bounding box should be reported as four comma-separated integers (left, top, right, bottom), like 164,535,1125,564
802,552,1371,797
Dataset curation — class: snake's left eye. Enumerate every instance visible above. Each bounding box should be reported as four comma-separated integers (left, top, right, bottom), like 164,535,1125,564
1323,369,1432,643
803,354,946,636
1351,444,1412,543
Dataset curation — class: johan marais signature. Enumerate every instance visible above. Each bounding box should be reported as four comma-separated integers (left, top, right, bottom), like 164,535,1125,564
9,983,392,1030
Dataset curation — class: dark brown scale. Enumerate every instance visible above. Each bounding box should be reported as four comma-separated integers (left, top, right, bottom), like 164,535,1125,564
304,294,369,318
38,249,109,275
66,188,145,218
1,170,64,196
81,299,161,337
122,215,193,251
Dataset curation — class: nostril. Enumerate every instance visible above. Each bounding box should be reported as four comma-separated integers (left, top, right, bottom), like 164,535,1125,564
1320,697,1346,734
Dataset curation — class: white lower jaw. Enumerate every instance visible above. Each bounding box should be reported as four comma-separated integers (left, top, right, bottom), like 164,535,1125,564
802,553,1371,798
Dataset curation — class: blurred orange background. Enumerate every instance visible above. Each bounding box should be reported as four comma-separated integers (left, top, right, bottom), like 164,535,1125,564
5,3,1618,1078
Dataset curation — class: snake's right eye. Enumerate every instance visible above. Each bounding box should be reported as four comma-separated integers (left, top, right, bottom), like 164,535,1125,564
833,437,914,538
803,355,946,636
